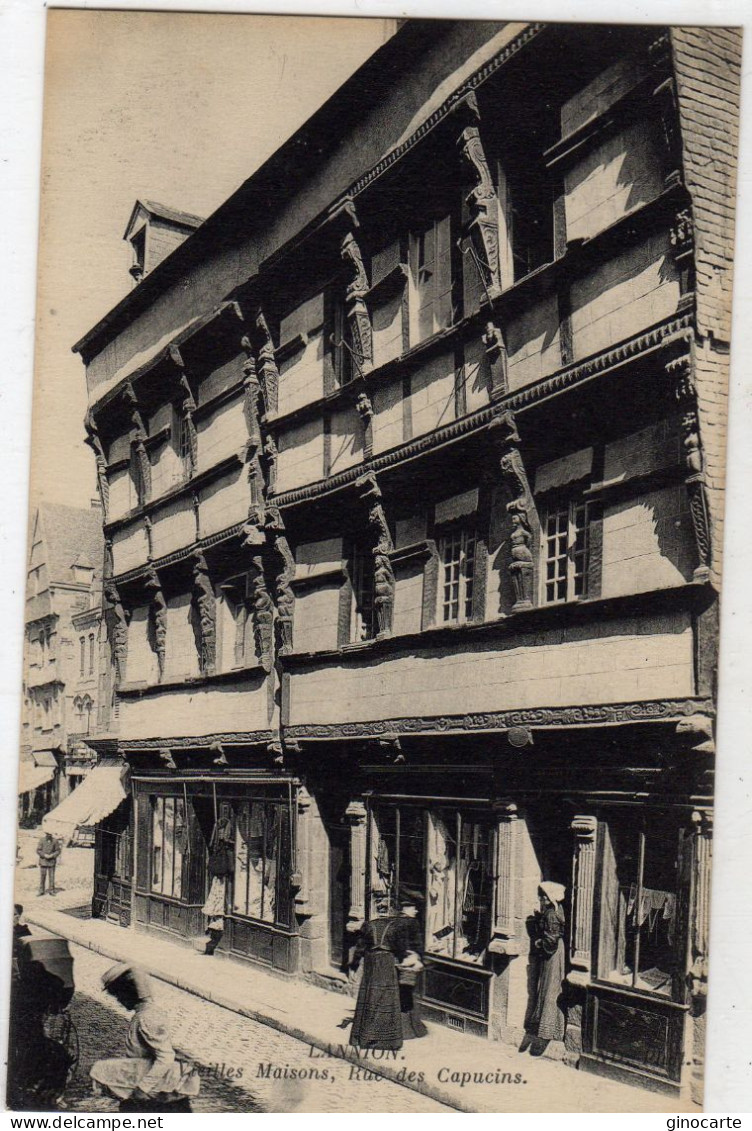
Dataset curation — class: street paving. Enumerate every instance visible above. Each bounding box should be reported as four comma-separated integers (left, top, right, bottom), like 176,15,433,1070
60,946,451,1113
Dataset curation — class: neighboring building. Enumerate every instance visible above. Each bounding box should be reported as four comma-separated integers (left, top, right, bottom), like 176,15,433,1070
73,22,739,1100
20,502,105,823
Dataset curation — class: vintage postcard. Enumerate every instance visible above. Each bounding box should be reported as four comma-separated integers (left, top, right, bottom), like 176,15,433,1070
9,9,742,1114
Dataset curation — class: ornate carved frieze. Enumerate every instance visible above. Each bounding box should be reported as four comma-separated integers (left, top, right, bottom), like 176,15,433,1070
482,321,508,400
489,409,536,611
192,552,216,676
103,578,129,684
671,348,712,580
255,310,280,416
83,408,110,520
341,232,373,376
265,505,295,655
454,94,501,299
346,799,368,931
284,697,715,741
569,815,598,980
356,472,395,638
144,567,167,680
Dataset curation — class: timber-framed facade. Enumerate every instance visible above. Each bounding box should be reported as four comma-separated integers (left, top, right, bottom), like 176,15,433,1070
74,20,739,1101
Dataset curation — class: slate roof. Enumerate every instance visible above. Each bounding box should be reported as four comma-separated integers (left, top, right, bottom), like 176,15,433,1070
123,199,205,241
36,503,105,583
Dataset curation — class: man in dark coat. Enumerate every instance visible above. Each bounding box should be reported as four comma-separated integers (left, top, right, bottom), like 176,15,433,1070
36,832,61,896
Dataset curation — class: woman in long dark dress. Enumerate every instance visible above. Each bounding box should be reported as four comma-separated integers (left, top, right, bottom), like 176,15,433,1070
350,899,404,1051
528,881,566,1043
393,896,428,1040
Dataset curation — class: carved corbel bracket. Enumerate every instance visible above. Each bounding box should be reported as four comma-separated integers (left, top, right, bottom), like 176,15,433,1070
676,714,715,755
240,335,263,452
158,747,177,771
254,310,280,416
671,349,712,580
177,371,198,474
265,505,295,655
355,388,375,459
356,472,395,638
144,567,167,680
84,408,110,521
192,551,216,676
341,231,373,376
123,381,152,501
210,741,228,767
452,93,501,299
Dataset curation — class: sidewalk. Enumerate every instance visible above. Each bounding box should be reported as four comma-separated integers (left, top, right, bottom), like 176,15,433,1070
24,902,692,1114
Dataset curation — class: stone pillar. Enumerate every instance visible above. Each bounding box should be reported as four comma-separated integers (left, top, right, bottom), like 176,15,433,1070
689,808,712,1105
489,801,520,954
346,799,368,932
293,786,329,975
569,815,598,981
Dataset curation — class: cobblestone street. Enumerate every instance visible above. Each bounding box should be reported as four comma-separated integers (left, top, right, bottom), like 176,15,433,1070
60,946,451,1114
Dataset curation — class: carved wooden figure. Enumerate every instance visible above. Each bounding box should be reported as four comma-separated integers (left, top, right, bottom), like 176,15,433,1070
192,552,216,676
357,472,395,637
255,310,280,416
341,232,373,375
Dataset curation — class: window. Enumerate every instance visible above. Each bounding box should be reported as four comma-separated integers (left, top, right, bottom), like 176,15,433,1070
219,574,254,670
151,796,187,899
233,798,292,927
408,215,453,346
88,633,95,676
176,411,192,474
542,500,589,604
74,697,83,729
370,804,493,965
330,293,353,386
438,525,476,624
598,816,683,1000
350,545,375,642
129,447,146,509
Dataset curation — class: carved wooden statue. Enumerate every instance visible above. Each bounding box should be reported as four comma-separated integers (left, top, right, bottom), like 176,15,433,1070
341,232,373,375
192,552,216,676
357,473,395,637
103,580,129,684
265,505,295,655
84,409,110,520
144,569,167,679
255,310,280,416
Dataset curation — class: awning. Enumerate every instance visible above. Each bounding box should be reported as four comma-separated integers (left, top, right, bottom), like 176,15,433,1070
18,762,56,795
33,750,59,768
42,763,128,837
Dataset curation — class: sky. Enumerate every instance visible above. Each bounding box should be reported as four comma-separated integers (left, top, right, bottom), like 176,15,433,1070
29,10,393,509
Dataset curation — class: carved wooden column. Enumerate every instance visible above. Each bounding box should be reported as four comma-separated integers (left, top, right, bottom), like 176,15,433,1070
489,409,537,611
669,208,695,305
690,808,712,998
356,472,395,637
454,92,501,300
240,336,265,507
569,815,598,982
264,505,295,656
489,800,520,954
191,552,216,676
144,567,167,680
482,321,508,401
341,232,373,376
103,578,129,685
255,310,280,417
123,381,152,502
670,347,712,581
346,799,368,932
293,785,314,916
241,516,274,673
355,389,374,459
84,409,110,521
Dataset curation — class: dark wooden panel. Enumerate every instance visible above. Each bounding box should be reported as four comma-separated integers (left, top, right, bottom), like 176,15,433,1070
586,988,685,1082
421,958,491,1020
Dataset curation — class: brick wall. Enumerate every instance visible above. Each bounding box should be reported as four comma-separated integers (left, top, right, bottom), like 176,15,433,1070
671,26,741,587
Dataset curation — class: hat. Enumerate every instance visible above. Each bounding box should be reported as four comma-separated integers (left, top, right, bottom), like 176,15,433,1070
102,962,153,1002
538,881,566,905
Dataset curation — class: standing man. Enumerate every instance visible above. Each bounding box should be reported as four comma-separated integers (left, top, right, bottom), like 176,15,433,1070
36,830,61,895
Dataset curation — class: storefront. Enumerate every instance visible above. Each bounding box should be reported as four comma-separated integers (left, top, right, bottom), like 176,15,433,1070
131,774,298,974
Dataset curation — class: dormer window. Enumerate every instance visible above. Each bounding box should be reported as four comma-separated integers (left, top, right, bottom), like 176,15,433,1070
123,200,204,288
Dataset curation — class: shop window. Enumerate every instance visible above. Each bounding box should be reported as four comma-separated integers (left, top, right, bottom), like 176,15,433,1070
597,817,681,999
370,805,493,966
542,499,589,604
408,215,453,346
232,798,291,927
350,544,375,642
438,524,476,624
151,795,187,900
